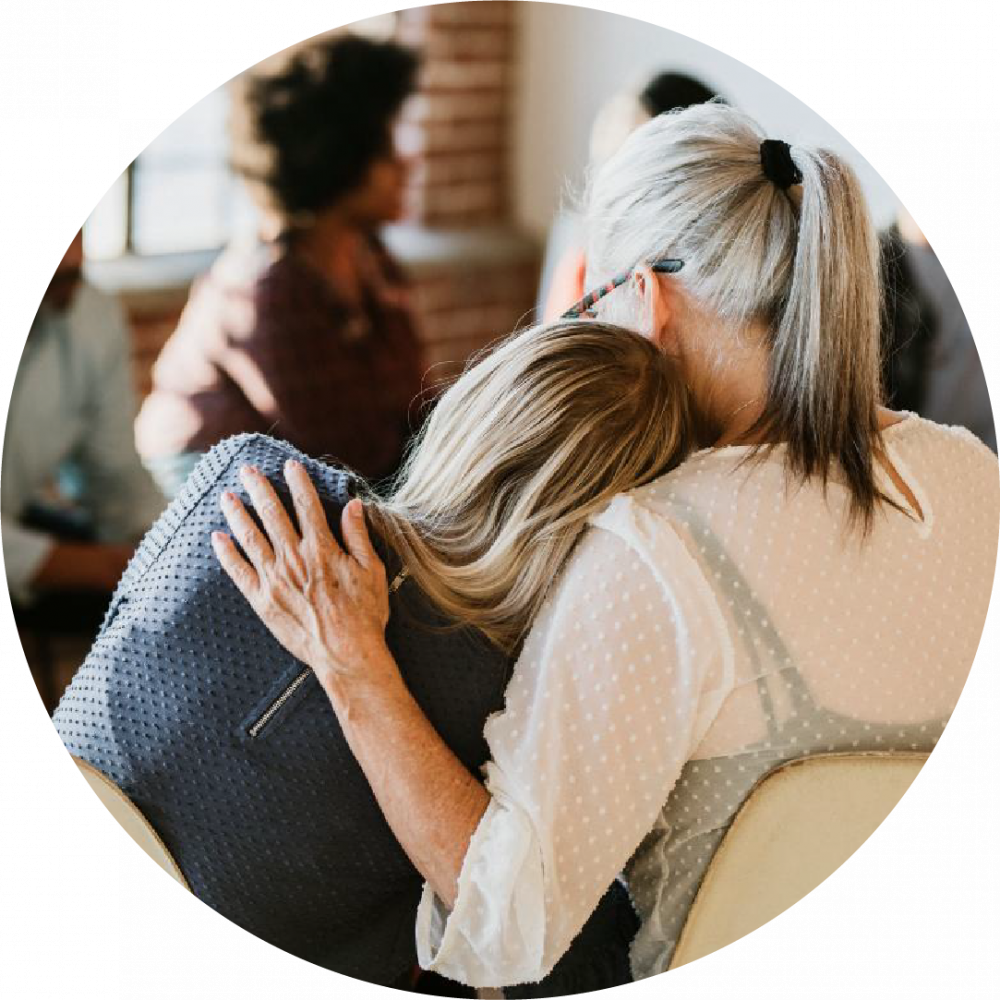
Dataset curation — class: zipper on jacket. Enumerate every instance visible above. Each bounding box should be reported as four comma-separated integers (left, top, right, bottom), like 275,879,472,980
247,668,312,738
246,571,406,740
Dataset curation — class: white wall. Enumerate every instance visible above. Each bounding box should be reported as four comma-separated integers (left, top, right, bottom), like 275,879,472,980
512,2,901,242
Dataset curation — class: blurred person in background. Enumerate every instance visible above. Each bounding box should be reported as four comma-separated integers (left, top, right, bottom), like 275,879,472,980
135,34,427,498
2,230,165,706
881,207,995,451
539,72,724,322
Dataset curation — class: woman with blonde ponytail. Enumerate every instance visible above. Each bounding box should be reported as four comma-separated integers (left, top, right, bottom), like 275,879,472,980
219,103,998,988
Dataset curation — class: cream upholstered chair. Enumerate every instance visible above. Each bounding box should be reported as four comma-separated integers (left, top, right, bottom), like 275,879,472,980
72,750,925,972
669,751,927,969
73,756,189,890
74,754,513,998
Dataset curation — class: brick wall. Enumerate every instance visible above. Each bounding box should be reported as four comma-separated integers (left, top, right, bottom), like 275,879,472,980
410,258,539,382
397,1,514,225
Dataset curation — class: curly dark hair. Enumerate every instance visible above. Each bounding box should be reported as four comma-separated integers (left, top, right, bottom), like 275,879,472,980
230,34,419,219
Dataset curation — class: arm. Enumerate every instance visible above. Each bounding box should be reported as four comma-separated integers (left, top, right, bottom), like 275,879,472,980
211,460,481,902
2,514,131,604
213,466,728,985
2,515,54,604
324,650,489,906
414,500,731,984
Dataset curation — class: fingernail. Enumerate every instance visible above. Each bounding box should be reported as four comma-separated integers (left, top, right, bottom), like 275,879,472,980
351,499,364,516
221,491,236,505
211,531,226,544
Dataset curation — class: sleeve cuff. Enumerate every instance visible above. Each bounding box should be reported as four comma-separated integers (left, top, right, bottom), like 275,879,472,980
416,786,548,988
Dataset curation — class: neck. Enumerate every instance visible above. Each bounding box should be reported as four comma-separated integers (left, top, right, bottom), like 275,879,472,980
679,319,772,447
258,207,374,294
291,210,365,286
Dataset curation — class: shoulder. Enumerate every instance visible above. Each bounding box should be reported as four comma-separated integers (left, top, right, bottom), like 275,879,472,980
623,446,777,519
885,413,999,515
887,412,997,471
188,240,297,309
208,239,274,286
184,433,359,522
182,243,319,343
583,491,730,631
555,493,737,719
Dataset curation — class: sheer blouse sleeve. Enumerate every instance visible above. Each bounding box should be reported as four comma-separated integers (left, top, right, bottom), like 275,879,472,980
415,495,734,987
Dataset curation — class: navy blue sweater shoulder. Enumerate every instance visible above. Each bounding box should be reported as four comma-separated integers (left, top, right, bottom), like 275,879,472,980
53,434,634,992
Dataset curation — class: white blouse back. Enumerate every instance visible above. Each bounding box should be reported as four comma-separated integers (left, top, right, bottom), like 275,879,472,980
417,416,999,987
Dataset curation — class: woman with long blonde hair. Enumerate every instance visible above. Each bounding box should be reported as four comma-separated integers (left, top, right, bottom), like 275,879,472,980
60,317,691,995
217,102,998,988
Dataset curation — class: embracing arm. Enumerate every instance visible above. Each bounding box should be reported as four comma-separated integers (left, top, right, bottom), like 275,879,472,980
213,465,729,985
323,644,489,908
211,461,485,906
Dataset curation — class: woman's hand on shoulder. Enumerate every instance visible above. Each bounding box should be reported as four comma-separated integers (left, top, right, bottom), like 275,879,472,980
211,460,392,694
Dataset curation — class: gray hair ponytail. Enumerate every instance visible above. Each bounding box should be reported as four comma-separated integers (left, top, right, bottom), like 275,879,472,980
586,103,885,526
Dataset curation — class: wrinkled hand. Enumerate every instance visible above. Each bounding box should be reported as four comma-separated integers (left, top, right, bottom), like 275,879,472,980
211,461,391,689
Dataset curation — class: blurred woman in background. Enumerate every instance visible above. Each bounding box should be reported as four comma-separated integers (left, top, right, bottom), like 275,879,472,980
136,34,426,498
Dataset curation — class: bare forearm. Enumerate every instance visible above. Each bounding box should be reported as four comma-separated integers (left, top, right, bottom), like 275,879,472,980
321,648,490,908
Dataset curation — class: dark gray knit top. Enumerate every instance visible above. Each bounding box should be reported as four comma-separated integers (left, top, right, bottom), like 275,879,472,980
54,434,512,983
53,434,635,994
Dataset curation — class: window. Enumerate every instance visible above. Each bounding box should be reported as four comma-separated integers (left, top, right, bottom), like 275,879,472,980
84,86,258,262
84,14,399,262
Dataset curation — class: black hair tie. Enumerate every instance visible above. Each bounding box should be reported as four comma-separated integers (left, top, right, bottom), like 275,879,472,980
759,139,802,190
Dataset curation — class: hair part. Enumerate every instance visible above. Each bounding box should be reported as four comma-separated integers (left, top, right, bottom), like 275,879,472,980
585,103,887,528
366,320,693,652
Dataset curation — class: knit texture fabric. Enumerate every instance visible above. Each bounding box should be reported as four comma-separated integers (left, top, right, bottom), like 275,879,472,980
53,433,512,984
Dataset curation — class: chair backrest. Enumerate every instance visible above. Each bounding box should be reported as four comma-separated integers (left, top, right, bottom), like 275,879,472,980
73,756,189,890
669,751,927,969
73,749,925,967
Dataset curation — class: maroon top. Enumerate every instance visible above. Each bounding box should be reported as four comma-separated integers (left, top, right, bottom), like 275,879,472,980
135,235,426,481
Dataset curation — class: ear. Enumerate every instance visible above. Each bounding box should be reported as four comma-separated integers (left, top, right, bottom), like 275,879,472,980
633,264,678,350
